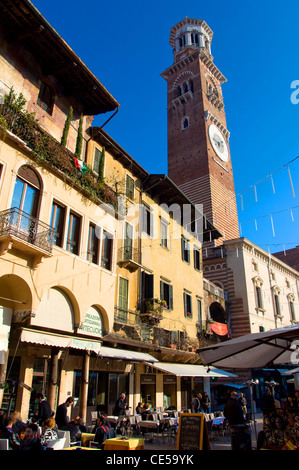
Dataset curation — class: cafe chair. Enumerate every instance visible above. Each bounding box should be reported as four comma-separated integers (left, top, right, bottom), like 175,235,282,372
57,430,71,448
91,411,98,426
0,439,9,450
46,437,66,450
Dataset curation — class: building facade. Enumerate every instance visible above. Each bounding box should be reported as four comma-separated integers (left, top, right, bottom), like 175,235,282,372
0,2,226,422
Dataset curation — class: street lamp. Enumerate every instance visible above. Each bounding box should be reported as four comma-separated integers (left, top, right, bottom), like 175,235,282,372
247,379,259,444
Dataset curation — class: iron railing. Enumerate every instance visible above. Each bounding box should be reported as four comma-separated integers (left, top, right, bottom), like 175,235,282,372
0,207,55,254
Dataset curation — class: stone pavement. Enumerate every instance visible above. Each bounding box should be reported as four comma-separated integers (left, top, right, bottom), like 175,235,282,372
143,413,264,451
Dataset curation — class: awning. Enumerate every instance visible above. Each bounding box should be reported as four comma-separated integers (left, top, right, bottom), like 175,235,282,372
20,328,101,354
20,328,157,363
99,346,158,363
224,383,247,389
148,362,237,378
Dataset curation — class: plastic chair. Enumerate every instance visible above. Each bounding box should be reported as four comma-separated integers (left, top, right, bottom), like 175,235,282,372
57,430,71,448
91,411,98,425
0,439,9,450
46,437,66,450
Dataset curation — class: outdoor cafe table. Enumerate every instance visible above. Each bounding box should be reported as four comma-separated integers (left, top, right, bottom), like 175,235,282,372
103,437,144,450
80,432,95,447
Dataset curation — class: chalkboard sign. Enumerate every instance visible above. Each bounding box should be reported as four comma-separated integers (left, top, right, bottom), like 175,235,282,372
177,413,210,451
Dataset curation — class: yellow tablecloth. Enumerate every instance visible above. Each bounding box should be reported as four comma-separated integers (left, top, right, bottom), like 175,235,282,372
63,446,99,450
103,437,144,450
80,433,95,447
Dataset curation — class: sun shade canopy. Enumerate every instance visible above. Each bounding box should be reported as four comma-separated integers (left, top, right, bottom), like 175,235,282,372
199,324,299,369
148,362,237,377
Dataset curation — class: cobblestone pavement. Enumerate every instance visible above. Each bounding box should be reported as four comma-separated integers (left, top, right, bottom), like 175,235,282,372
143,413,264,451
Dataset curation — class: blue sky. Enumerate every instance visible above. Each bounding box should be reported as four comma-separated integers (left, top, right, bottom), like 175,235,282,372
32,0,299,255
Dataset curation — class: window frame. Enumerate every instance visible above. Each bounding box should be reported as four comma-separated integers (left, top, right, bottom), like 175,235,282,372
37,81,54,115
50,200,66,248
101,229,113,271
160,280,173,310
183,292,193,319
66,211,81,255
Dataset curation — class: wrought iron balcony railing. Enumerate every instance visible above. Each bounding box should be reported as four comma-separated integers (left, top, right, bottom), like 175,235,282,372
0,207,55,255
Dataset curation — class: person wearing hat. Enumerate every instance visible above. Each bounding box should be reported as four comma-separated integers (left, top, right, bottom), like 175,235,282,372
224,391,245,425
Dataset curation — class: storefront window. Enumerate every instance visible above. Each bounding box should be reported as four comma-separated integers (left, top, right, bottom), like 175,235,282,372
140,374,156,407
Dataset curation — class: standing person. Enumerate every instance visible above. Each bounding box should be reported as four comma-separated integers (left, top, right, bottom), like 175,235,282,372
239,393,247,416
261,387,276,416
224,391,245,425
113,393,128,416
35,393,52,425
191,393,200,413
201,392,211,413
55,396,74,429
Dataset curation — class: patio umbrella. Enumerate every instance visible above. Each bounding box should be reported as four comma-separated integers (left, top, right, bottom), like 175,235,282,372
199,324,299,369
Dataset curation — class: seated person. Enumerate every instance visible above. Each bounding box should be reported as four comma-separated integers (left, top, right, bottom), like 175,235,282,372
64,416,83,443
94,416,110,448
1,417,21,450
19,423,43,451
40,417,58,446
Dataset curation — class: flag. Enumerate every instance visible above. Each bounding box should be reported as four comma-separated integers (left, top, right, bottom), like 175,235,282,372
74,157,87,173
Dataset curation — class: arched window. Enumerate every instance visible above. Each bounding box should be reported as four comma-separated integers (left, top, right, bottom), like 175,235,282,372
11,165,41,217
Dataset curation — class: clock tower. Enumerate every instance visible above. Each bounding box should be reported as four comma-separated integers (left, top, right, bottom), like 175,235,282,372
161,18,239,252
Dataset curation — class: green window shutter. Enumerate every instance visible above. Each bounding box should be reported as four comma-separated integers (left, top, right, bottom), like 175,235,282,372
183,292,187,316
160,281,164,301
169,284,173,310
93,147,102,173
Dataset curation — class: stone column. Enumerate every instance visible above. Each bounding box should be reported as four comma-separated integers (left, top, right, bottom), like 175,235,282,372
47,347,59,412
79,350,90,422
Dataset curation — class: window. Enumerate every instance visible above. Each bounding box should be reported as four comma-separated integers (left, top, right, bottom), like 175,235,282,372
183,118,189,129
181,237,190,263
274,294,281,317
253,276,264,311
142,205,153,237
66,211,81,255
50,201,66,247
101,230,113,271
197,298,202,326
160,281,173,310
12,165,41,217
126,175,134,200
289,299,296,322
124,222,133,260
161,219,168,249
194,248,201,270
256,286,263,310
118,277,128,322
93,147,103,174
37,81,54,115
87,223,99,264
183,292,192,318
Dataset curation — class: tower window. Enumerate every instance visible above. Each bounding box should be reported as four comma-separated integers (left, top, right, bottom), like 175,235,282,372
183,118,189,129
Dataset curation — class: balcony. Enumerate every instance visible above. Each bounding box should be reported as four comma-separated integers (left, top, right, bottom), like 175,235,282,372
0,207,54,265
117,246,143,271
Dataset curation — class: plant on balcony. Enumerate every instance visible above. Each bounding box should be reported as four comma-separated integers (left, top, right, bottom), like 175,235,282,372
0,88,118,209
139,300,163,325
61,106,73,147
74,113,83,159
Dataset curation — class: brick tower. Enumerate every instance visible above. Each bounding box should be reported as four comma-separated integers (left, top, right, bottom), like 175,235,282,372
161,18,239,253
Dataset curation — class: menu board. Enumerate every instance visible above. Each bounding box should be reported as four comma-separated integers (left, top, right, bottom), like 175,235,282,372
177,413,210,451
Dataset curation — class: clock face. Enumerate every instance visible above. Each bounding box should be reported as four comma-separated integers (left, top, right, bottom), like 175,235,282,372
208,124,229,162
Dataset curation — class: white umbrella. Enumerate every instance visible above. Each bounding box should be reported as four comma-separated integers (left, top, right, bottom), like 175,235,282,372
199,324,299,369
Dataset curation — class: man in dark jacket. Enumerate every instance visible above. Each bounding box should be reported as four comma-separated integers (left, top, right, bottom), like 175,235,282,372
36,393,52,425
113,393,128,416
55,396,74,429
224,391,245,425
